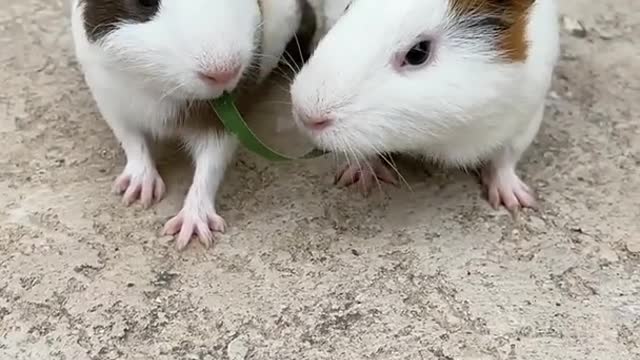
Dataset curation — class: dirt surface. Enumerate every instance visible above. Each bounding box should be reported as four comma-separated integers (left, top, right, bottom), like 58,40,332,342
1,0,639,359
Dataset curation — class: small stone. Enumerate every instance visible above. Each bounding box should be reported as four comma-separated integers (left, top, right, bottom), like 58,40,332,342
625,239,640,253
599,245,619,263
160,234,175,245
562,16,587,38
227,336,249,360
528,216,547,233
596,28,615,40
112,322,129,339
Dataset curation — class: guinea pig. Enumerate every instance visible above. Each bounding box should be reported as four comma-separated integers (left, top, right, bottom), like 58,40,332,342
290,0,560,211
71,0,304,249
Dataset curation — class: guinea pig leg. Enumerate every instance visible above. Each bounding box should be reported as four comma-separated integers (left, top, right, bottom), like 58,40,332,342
109,124,166,208
335,155,399,195
481,155,536,212
163,131,237,250
481,105,544,212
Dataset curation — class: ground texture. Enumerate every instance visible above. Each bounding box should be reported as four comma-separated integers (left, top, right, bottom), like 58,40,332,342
1,0,639,359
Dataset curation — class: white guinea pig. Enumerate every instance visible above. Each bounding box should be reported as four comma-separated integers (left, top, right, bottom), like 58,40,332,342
291,0,560,211
71,0,303,249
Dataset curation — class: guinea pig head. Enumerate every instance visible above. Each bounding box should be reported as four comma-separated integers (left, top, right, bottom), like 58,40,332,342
290,0,535,155
80,0,262,100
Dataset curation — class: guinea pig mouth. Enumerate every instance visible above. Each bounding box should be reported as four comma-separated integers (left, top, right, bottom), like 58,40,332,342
185,74,241,100
182,86,225,101
306,130,348,154
309,126,388,157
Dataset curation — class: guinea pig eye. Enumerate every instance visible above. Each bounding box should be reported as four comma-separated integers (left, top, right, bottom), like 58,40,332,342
402,40,432,67
138,0,159,8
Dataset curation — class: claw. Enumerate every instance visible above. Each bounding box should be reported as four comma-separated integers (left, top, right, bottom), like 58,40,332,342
113,167,165,207
482,166,537,212
164,209,226,251
334,157,398,195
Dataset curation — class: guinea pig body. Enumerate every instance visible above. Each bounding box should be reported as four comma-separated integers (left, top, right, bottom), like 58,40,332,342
71,0,302,249
291,0,559,210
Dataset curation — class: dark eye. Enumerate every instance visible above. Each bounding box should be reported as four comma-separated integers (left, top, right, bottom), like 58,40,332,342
403,40,432,67
138,0,159,8
344,2,352,13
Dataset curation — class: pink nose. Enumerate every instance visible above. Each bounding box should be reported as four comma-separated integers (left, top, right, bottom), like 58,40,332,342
198,65,241,86
298,113,334,131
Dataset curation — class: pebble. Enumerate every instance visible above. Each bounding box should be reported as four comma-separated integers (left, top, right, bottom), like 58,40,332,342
227,336,249,360
599,245,619,263
562,16,588,38
625,238,640,253
596,29,615,40
527,216,547,233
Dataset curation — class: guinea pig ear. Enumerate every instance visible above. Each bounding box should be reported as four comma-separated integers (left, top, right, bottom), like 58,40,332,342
449,0,536,62
450,0,535,25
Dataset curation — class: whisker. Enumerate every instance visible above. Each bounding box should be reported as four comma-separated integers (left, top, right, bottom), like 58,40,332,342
291,34,305,73
280,51,301,77
255,100,294,107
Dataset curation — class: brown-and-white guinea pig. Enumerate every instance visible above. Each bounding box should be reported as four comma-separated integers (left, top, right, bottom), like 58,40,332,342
71,0,304,249
291,0,560,211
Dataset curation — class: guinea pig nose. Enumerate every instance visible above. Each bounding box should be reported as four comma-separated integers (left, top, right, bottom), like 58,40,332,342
301,115,334,131
198,65,241,86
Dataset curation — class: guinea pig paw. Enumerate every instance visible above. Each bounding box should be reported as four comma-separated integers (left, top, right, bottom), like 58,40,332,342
335,160,398,195
163,209,226,251
482,169,537,212
114,168,166,208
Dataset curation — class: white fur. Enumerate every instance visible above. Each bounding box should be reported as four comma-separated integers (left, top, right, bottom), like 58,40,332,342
307,0,353,50
291,0,559,209
71,0,301,248
259,0,304,79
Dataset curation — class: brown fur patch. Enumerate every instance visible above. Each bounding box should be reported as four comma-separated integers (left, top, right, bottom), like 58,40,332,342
449,0,535,61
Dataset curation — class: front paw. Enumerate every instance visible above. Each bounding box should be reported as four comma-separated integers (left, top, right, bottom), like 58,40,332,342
481,166,537,212
163,208,226,250
335,158,398,195
113,165,166,208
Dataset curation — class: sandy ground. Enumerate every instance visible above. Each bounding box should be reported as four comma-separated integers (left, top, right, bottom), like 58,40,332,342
1,0,639,359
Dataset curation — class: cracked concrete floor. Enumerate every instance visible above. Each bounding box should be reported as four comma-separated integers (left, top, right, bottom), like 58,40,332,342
1,0,639,359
